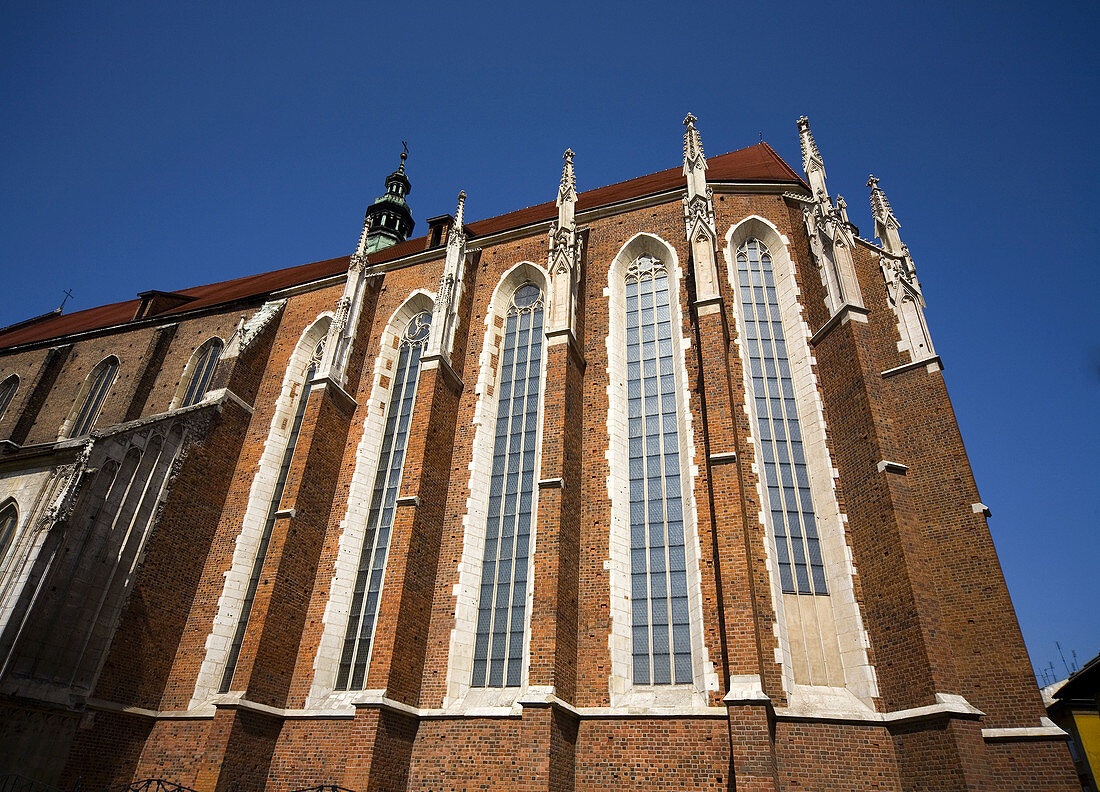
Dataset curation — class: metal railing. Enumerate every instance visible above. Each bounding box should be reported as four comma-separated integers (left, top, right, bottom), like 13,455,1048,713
108,781,196,792
0,774,61,792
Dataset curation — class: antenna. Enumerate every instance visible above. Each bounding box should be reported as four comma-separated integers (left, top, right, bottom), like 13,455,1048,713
1057,642,1071,676
59,289,74,312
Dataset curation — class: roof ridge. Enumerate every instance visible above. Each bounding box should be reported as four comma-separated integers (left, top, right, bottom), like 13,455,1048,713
0,142,803,349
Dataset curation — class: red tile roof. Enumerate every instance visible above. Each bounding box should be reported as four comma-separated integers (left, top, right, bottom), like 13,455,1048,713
0,143,802,349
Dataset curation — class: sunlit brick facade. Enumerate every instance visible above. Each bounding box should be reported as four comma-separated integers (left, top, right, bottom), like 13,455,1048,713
0,117,1076,791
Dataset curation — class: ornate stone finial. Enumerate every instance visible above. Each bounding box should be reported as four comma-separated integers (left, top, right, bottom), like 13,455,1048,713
797,116,821,162
398,141,408,173
797,115,828,199
558,149,577,206
867,174,895,225
683,113,705,170
454,190,466,232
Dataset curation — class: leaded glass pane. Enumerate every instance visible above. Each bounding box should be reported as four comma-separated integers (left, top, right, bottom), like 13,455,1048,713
334,312,431,690
736,240,828,596
624,255,693,685
472,283,544,688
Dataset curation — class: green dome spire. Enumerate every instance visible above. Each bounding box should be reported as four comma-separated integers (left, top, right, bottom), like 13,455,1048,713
363,143,415,254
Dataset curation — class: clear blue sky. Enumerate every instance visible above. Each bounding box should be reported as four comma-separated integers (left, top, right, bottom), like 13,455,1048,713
2,1,1096,682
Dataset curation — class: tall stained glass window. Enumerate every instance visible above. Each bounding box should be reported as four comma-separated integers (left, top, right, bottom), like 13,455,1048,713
336,310,431,690
736,239,827,595
0,375,18,422
472,283,543,688
180,338,224,408
219,338,325,693
625,254,691,685
71,357,118,437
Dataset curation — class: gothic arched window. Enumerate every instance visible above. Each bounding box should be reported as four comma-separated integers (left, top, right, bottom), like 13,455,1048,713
69,356,119,437
0,501,18,563
471,282,544,688
625,253,692,685
335,310,431,691
218,337,325,693
736,239,826,595
0,375,18,422
178,337,224,408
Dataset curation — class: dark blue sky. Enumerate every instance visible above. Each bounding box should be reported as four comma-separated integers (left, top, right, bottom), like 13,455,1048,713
2,1,1096,680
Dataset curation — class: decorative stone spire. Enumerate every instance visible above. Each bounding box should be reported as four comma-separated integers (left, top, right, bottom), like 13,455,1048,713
797,116,828,199
548,150,581,335
428,190,470,363
868,175,903,254
557,149,577,228
453,190,466,236
680,114,719,302
682,113,708,200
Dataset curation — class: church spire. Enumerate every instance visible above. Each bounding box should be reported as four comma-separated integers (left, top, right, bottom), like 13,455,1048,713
362,144,415,254
868,174,903,254
797,116,828,200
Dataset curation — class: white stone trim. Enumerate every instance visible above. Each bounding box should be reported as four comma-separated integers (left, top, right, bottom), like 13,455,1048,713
0,467,66,640
724,215,879,707
191,312,332,707
443,262,549,712
307,292,435,708
604,232,718,708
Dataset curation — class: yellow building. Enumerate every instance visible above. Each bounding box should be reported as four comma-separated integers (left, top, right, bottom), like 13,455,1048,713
1046,653,1100,791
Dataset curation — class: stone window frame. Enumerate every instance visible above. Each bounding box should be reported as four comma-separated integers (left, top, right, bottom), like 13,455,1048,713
170,336,225,410
60,355,120,439
0,499,18,573
308,291,435,709
723,215,878,711
605,233,718,709
0,375,18,423
444,262,549,712
191,313,332,707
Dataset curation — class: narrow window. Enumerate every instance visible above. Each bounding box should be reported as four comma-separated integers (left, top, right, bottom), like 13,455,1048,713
0,502,17,562
180,338,224,408
471,283,543,688
0,375,18,421
71,357,119,437
625,255,692,685
736,240,826,595
335,311,431,690
218,339,324,693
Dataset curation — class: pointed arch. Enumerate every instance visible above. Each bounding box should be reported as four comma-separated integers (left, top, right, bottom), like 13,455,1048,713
192,312,331,705
0,375,19,423
172,336,225,409
309,290,436,704
605,233,716,705
445,261,550,707
723,216,878,707
0,499,19,566
62,356,119,438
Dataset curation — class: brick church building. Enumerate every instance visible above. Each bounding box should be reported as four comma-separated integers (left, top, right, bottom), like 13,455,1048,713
0,116,1077,790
